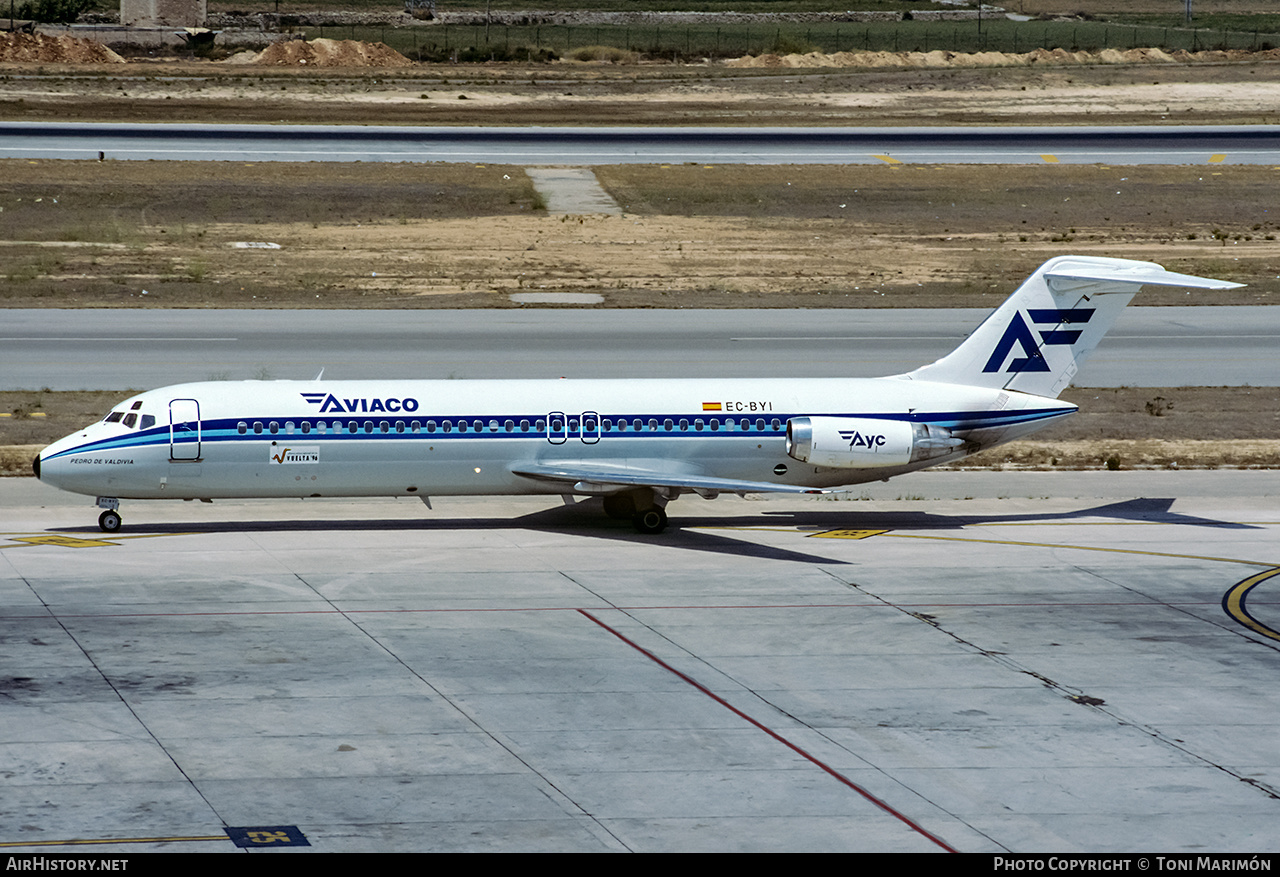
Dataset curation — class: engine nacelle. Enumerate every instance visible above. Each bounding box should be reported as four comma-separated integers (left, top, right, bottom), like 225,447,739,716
785,417,963,469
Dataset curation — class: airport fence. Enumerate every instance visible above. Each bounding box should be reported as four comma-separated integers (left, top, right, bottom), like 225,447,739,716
308,18,1280,62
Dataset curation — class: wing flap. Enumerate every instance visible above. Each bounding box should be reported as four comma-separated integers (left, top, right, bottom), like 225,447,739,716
511,461,826,496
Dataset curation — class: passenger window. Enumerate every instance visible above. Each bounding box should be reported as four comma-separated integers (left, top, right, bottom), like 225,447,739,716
253,422,263,435
269,422,279,434
301,421,311,434
348,422,358,434
285,422,295,435
237,422,247,435
379,421,389,433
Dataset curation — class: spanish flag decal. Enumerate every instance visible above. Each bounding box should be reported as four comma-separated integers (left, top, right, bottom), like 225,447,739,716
702,402,723,411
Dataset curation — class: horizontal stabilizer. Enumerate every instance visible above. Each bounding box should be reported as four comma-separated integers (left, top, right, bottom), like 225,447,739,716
1044,261,1245,293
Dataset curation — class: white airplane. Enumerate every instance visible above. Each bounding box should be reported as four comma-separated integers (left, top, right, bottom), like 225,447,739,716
34,256,1240,535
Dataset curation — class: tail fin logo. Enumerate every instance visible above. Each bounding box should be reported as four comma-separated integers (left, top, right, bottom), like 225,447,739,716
983,308,1095,373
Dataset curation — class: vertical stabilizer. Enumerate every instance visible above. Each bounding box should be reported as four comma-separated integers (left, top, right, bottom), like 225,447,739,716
905,255,1242,398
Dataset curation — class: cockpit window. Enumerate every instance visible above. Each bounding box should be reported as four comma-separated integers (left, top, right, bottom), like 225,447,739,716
104,411,124,423
140,414,156,430
122,413,137,428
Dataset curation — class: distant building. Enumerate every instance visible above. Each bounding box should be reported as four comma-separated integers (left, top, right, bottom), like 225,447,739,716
121,0,206,28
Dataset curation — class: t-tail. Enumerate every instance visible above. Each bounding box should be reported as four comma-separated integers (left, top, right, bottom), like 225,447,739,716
906,255,1242,398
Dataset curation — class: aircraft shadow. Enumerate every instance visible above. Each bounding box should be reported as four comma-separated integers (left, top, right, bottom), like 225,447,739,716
758,497,1261,532
45,497,1255,567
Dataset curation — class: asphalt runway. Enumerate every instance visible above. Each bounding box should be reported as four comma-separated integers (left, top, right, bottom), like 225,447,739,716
3,123,1279,165
4,307,1277,390
2,472,1278,852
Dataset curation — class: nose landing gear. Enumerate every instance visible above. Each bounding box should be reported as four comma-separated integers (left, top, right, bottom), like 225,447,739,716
95,497,121,533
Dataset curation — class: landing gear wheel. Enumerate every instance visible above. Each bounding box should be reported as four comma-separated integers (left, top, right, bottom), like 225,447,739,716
632,506,668,535
98,510,122,533
603,492,637,520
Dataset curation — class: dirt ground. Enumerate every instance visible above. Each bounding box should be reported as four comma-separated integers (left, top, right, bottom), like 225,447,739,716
6,39,1280,127
0,160,1274,309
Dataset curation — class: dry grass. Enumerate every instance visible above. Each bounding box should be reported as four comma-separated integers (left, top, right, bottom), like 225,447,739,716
0,446,41,478
949,440,1280,472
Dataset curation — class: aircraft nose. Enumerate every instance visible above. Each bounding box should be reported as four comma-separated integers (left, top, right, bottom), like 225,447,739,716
32,453,41,480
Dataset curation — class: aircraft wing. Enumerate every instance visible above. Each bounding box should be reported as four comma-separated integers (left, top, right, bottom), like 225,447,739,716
510,461,827,496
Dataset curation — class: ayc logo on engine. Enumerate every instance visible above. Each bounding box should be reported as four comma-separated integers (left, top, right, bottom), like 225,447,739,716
301,393,419,414
983,308,1095,374
840,429,888,451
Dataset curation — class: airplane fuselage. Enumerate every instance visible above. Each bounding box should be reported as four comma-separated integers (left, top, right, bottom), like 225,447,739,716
35,377,1072,501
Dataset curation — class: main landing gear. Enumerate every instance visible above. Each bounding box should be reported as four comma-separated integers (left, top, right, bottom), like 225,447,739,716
631,506,668,535
602,489,669,534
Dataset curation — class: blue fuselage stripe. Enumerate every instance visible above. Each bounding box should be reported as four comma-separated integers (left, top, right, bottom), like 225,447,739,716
45,407,1072,460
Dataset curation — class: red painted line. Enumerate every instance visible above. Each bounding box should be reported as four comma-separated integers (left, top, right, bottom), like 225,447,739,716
576,608,959,853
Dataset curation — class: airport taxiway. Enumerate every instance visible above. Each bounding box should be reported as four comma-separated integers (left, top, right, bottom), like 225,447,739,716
4,123,1279,165
2,471,1279,852
5,307,1279,390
